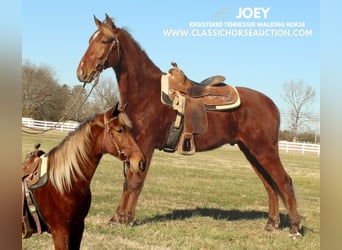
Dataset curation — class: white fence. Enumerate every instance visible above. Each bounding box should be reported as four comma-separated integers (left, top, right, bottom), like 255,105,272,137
22,118,320,156
22,117,79,132
278,141,320,156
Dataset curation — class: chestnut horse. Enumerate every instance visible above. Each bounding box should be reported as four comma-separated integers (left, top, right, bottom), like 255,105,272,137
77,15,301,236
22,103,145,250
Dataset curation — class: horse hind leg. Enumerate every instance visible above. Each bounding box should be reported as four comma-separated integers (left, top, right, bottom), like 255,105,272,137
238,142,301,236
238,142,280,231
260,157,301,235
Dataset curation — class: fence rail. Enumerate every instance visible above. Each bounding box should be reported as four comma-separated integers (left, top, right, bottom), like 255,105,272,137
278,141,320,156
22,117,79,132
22,118,320,156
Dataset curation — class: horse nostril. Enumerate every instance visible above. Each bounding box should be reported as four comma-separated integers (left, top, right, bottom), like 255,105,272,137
77,68,86,81
139,160,145,172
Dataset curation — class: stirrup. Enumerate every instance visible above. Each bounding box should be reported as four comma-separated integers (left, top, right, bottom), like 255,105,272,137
178,133,195,155
22,214,34,238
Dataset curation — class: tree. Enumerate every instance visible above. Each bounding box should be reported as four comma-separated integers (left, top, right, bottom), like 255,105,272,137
281,80,316,141
22,60,120,122
64,85,93,122
22,60,61,120
89,77,120,113
279,129,320,143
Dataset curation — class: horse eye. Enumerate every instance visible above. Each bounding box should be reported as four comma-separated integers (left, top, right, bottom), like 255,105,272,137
116,128,124,133
101,38,114,44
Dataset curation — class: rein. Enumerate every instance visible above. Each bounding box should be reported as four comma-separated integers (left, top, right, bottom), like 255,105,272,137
21,31,121,135
22,82,98,135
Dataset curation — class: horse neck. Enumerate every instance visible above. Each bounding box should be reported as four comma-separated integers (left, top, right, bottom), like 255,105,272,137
111,30,174,152
79,125,104,181
113,31,162,105
48,122,103,192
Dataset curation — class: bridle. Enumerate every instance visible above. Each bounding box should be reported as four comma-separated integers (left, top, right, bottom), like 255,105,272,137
101,116,132,177
101,117,128,163
94,33,120,75
101,116,128,162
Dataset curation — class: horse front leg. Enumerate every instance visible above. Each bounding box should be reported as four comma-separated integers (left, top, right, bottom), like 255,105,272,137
51,221,84,250
109,169,147,225
52,234,69,250
109,149,153,225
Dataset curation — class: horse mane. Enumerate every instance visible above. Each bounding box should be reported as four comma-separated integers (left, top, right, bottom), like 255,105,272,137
120,28,161,75
104,19,160,76
100,17,161,77
47,115,96,193
46,110,132,193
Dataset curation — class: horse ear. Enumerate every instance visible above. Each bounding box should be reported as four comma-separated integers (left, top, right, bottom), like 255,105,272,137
105,13,115,28
122,102,128,111
94,15,102,28
111,102,120,118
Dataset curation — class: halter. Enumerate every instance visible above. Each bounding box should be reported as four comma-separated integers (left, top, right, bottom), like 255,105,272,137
95,34,120,74
101,116,128,162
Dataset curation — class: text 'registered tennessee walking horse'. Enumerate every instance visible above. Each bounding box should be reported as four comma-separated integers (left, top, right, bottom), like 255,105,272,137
22,103,146,250
76,14,302,236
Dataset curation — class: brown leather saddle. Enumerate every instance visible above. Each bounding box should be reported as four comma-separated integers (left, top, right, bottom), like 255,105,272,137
22,143,48,238
161,62,241,155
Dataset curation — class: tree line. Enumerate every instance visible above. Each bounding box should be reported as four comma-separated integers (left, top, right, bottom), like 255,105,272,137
22,60,319,143
22,60,119,122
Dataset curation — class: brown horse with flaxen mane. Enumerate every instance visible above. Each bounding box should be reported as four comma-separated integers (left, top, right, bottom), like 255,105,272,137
77,14,302,237
22,103,145,250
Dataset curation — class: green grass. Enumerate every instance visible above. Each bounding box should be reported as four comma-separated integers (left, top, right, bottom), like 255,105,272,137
22,130,320,249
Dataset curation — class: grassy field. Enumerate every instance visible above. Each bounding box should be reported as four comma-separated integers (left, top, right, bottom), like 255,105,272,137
22,130,320,250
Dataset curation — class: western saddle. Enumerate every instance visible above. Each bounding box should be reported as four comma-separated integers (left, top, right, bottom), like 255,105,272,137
22,143,48,238
161,62,241,155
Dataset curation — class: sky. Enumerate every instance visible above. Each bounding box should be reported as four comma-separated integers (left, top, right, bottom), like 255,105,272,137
22,0,320,130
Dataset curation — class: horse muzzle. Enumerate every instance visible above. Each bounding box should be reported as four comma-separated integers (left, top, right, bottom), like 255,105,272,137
126,158,146,175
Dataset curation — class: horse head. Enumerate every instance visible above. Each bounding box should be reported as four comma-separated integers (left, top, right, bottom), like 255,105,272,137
100,102,146,174
77,14,120,83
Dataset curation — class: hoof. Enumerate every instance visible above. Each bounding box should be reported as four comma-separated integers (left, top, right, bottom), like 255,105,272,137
108,213,134,226
265,224,276,232
108,220,125,227
289,232,303,239
108,219,136,227
265,218,280,232
289,222,303,237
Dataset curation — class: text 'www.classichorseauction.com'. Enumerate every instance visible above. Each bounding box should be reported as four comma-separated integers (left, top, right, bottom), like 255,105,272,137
163,22,313,37
162,7,313,38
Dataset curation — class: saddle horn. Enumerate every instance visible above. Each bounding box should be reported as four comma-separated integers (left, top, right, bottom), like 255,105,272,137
34,143,41,151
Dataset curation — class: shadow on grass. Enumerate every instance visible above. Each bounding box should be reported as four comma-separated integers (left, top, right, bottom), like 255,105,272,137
134,208,312,236
137,207,290,228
